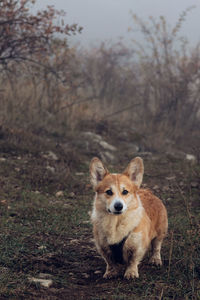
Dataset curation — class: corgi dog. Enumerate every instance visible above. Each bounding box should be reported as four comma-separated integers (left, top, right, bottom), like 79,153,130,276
90,157,168,279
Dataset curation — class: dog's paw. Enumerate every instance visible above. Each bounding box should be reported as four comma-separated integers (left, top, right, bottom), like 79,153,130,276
149,256,162,266
124,267,139,280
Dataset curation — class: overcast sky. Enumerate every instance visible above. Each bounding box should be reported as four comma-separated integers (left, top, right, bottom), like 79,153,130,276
35,0,200,47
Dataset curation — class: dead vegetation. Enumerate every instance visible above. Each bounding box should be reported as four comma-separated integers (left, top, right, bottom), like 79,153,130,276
1,3,198,136
1,11,200,152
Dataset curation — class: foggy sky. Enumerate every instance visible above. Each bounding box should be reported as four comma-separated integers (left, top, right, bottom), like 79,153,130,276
35,0,200,47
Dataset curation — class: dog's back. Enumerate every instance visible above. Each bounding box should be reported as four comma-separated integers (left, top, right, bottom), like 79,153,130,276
138,189,168,239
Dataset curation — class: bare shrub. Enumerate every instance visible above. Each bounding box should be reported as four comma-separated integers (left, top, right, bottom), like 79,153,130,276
74,42,141,123
0,44,83,132
0,4,200,153
126,9,200,150
0,0,82,132
0,0,82,70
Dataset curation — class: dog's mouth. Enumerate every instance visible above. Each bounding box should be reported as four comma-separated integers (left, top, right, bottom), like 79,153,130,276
108,209,122,215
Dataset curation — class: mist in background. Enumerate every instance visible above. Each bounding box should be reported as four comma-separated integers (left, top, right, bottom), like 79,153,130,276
1,0,200,150
35,0,200,47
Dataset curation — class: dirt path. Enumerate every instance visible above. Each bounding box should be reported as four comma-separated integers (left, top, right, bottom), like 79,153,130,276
0,127,199,299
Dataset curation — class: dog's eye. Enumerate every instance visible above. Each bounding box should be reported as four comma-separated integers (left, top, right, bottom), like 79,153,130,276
122,189,128,195
106,189,113,196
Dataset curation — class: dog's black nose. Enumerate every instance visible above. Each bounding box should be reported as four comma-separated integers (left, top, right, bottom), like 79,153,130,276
114,202,123,211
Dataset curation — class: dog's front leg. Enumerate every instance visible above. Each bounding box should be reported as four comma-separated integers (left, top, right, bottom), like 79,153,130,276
124,247,145,279
100,248,121,279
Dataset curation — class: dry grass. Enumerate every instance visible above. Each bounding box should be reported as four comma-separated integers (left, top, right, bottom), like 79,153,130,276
0,12,200,155
0,27,200,153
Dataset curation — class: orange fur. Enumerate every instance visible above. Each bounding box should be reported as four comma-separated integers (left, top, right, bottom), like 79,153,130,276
90,157,168,279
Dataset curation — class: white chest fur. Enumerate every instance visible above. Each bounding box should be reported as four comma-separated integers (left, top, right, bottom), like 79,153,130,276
92,203,144,245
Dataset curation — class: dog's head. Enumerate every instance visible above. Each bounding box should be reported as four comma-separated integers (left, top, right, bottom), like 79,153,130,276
90,157,144,215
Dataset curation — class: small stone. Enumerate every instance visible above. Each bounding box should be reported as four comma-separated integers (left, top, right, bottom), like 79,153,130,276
28,277,53,288
82,273,89,279
69,192,75,198
186,154,196,162
46,166,55,173
69,239,79,245
94,270,102,274
153,185,159,191
0,200,7,204
75,172,84,176
0,157,6,162
63,203,71,208
56,191,64,197
38,245,47,250
43,151,58,161
191,182,198,188
162,186,170,192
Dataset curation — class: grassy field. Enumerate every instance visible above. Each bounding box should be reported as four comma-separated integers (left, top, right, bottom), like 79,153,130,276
0,127,199,299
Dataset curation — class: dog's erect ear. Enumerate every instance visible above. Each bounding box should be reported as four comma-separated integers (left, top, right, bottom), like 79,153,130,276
123,157,144,188
90,157,108,189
